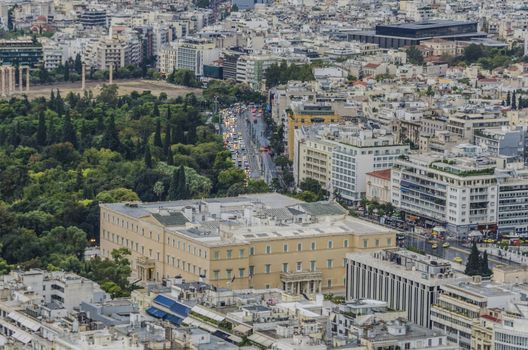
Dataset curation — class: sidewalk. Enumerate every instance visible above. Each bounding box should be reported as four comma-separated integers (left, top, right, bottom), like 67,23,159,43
477,244,528,266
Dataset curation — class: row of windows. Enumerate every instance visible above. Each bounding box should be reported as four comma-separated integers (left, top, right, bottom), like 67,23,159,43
213,240,350,259
166,237,207,259
165,255,206,277
103,213,206,259
211,259,348,280
495,332,528,347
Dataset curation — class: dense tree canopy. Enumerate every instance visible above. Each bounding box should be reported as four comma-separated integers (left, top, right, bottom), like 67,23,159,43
264,61,315,88
0,85,267,287
168,69,201,88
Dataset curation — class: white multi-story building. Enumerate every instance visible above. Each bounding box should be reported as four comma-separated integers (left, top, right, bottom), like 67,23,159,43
391,149,498,238
332,127,409,203
86,34,142,70
152,24,171,58
0,270,107,312
496,165,528,235
293,123,408,203
345,249,468,328
431,280,517,350
158,38,216,76
236,54,281,90
493,317,528,350
42,46,63,70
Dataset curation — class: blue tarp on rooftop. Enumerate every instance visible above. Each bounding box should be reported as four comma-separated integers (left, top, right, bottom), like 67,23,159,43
146,306,166,319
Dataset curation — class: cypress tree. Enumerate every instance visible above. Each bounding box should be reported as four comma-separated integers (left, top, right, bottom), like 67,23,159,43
75,169,83,191
167,165,188,200
512,91,517,110
49,90,55,109
163,121,171,156
166,105,172,121
101,115,121,151
47,117,58,144
506,91,511,106
176,165,188,199
96,114,104,132
167,168,180,200
79,120,89,150
185,127,197,144
74,53,82,74
8,122,21,147
153,104,160,117
144,144,153,168
64,60,70,82
62,110,78,148
167,146,173,165
465,242,481,276
36,111,47,146
154,119,162,147
55,90,65,116
172,125,185,144
480,251,492,277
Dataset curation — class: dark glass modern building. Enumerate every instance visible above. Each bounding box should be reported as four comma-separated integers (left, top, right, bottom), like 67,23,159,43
80,9,108,28
348,20,487,49
0,40,43,67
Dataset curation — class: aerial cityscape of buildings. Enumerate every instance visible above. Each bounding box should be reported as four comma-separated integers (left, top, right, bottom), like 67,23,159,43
1,0,528,348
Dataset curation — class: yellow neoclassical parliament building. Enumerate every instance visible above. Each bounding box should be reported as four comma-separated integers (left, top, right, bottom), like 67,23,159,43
100,193,395,294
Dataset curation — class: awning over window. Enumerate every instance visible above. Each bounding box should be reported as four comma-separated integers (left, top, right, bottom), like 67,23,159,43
8,311,41,332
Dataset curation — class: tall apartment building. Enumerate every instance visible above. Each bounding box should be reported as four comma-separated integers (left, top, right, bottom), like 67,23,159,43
391,150,498,238
431,280,516,350
236,54,281,90
496,165,528,235
100,194,395,294
222,47,249,80
293,128,334,187
331,127,409,203
346,249,468,328
87,34,142,69
293,123,408,203
158,38,216,76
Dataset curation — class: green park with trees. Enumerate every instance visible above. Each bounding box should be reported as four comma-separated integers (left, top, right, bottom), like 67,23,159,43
0,83,267,296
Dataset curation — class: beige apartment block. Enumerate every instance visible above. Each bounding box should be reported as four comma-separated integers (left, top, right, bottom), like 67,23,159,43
295,135,334,188
100,194,395,295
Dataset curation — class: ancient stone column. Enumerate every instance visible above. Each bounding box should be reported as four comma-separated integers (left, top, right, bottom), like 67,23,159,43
109,64,113,84
81,64,86,90
8,66,14,95
26,67,30,92
19,66,23,92
1,67,5,97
